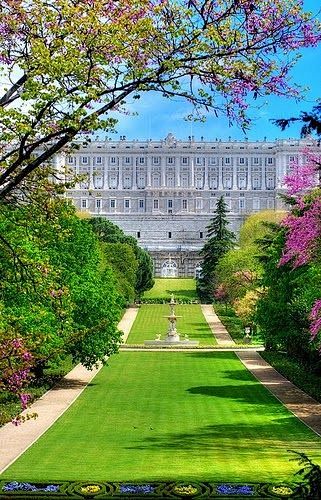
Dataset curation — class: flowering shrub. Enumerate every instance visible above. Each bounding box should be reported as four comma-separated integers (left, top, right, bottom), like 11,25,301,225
80,484,102,495
2,481,59,492
119,484,155,494
173,484,198,496
216,484,254,495
0,335,38,424
269,485,294,497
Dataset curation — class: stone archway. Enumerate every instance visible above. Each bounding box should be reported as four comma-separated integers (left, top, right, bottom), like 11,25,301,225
161,260,178,277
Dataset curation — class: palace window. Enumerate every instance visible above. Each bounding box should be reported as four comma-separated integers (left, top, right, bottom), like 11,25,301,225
110,199,116,208
252,177,261,189
123,175,131,189
167,175,174,187
93,176,103,189
196,198,203,209
181,175,189,188
253,198,260,210
152,174,160,187
109,175,118,189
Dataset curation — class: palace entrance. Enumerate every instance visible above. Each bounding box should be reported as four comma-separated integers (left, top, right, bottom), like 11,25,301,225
161,260,178,277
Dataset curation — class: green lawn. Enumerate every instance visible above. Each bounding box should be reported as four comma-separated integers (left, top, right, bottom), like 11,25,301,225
2,352,321,483
143,278,197,300
126,304,216,345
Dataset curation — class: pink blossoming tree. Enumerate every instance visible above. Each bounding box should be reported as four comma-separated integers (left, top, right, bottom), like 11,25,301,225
280,151,321,342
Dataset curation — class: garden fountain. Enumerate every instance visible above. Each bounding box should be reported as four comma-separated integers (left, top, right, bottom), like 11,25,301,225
144,294,199,346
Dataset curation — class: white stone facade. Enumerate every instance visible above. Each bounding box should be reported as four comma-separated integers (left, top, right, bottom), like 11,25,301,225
62,134,319,277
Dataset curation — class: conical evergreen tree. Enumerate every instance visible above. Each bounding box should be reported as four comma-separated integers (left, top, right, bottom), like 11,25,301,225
197,196,235,302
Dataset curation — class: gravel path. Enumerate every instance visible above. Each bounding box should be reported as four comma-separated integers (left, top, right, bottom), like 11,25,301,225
201,304,235,344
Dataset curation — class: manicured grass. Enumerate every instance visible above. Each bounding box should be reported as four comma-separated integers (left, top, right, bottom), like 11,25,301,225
2,352,321,483
126,304,216,345
143,278,197,300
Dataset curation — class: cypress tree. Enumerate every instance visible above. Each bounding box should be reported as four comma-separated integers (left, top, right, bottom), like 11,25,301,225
197,196,235,302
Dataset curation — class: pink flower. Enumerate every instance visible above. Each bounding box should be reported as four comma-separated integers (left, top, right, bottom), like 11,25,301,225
309,300,321,340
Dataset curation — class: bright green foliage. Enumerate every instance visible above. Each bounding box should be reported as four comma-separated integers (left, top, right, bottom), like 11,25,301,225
215,210,285,304
197,196,235,302
89,217,154,300
255,223,321,365
103,243,138,305
126,304,215,345
135,246,154,299
0,185,122,375
238,210,286,248
213,304,245,343
2,352,321,483
215,248,261,303
143,278,197,301
234,290,261,332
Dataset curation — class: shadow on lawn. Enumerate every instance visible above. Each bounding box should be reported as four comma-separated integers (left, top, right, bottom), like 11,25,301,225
52,379,96,390
167,289,197,299
126,419,317,452
189,322,213,332
186,384,271,404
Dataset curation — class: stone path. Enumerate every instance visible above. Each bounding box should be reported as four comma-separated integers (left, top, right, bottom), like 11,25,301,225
1,304,321,476
0,364,102,473
201,304,235,344
117,306,139,343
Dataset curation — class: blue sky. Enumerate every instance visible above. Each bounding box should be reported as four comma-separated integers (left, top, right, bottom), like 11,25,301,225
109,1,321,142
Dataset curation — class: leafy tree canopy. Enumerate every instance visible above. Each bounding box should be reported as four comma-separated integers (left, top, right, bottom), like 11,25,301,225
0,0,320,199
89,217,154,298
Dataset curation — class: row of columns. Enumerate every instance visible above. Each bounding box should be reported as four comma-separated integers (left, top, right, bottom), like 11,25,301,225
85,165,273,190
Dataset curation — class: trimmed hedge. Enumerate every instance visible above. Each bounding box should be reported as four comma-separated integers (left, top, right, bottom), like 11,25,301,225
0,479,309,498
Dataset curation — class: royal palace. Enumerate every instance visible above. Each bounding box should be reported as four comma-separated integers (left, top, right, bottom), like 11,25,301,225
60,133,318,277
